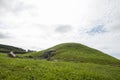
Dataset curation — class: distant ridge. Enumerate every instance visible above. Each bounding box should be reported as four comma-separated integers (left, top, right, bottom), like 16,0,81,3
0,44,26,53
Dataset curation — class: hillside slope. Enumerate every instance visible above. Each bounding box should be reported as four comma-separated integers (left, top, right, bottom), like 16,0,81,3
0,44,26,53
23,43,120,66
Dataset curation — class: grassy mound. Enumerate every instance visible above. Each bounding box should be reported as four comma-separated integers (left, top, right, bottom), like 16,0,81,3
23,43,120,66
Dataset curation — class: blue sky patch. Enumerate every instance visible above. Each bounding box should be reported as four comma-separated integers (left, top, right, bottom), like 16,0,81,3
86,25,107,35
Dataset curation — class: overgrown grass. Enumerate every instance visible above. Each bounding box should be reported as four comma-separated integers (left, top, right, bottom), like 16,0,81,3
0,53,120,80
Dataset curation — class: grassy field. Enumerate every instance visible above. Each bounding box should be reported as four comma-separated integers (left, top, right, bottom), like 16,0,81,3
0,43,120,80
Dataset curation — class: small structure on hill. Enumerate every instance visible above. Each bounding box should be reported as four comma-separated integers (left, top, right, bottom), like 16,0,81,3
8,51,16,58
42,49,56,60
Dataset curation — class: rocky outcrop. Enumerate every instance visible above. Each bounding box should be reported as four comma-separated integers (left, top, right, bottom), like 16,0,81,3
8,51,16,58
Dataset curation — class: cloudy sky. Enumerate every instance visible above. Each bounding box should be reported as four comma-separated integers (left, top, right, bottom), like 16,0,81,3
0,0,120,59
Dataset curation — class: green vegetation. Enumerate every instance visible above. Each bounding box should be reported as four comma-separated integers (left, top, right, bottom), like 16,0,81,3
0,43,120,80
0,44,26,53
22,43,120,66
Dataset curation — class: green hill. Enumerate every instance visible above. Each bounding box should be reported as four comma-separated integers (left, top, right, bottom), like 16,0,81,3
23,43,120,66
0,44,26,53
0,43,120,80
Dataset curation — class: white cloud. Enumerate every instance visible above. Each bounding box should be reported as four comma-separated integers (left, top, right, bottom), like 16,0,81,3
106,20,120,32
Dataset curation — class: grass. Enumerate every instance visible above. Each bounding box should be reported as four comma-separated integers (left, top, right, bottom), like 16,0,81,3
0,43,120,80
0,53,120,80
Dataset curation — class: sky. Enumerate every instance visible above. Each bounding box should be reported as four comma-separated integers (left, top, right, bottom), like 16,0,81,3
0,0,120,59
